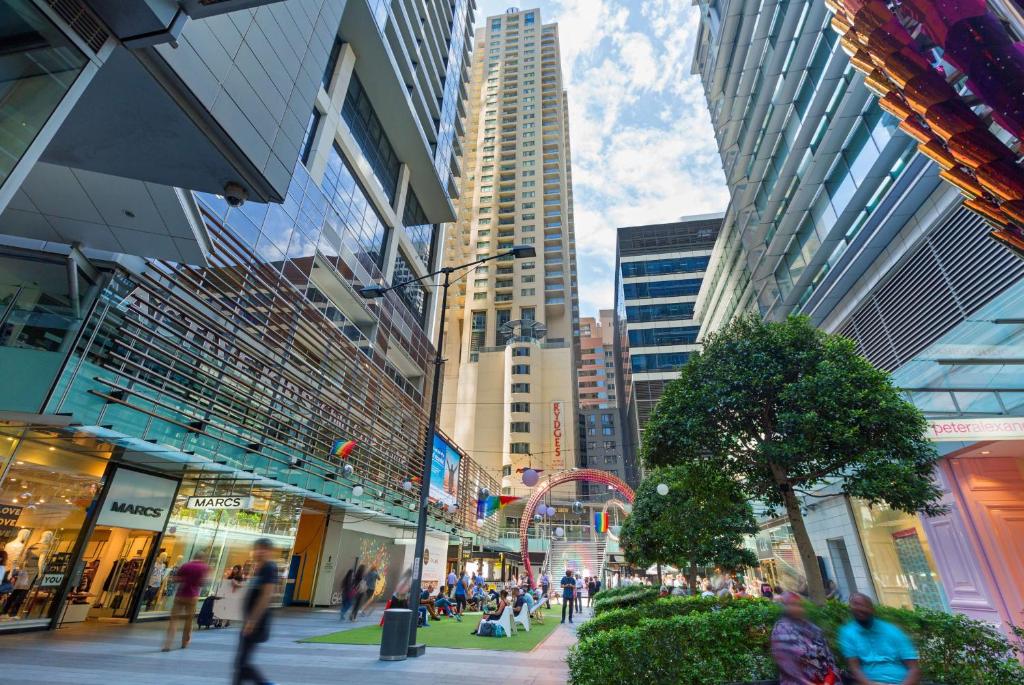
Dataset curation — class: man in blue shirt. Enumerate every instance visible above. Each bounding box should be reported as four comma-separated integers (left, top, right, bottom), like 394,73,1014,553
838,593,920,685
560,569,575,624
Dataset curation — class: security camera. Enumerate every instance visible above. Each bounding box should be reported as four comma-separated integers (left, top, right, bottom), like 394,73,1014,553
223,182,248,207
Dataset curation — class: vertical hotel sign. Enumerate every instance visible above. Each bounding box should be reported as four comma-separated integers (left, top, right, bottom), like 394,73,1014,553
551,401,564,469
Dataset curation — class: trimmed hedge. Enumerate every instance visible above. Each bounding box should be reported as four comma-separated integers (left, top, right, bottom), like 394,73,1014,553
570,599,1024,685
578,595,746,641
591,585,644,602
592,587,660,615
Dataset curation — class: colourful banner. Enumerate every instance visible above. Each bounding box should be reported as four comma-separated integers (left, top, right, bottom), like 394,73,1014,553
476,495,520,518
331,439,357,459
594,511,608,533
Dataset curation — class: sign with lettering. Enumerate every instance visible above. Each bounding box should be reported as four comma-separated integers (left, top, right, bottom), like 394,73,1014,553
0,504,23,540
40,573,65,588
185,496,254,510
927,418,1024,442
551,401,564,469
96,468,177,532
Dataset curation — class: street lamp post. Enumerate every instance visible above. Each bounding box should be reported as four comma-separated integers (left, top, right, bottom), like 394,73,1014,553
360,244,535,657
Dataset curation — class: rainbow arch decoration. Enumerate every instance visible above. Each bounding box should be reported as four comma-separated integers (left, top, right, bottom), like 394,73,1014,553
518,468,635,586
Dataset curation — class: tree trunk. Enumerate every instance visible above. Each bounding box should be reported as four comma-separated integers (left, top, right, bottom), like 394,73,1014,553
687,562,698,596
656,562,663,587
779,483,826,604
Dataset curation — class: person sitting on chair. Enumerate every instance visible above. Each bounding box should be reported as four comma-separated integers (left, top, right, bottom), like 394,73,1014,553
474,590,508,634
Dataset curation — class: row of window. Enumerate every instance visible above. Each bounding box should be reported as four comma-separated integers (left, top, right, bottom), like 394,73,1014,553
625,302,696,323
622,278,703,300
627,326,700,347
620,255,710,278
630,352,691,373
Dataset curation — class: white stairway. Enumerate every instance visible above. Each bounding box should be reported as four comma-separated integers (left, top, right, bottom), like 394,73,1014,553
542,538,607,580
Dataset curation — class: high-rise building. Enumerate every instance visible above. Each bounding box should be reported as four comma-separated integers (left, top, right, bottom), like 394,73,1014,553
613,215,722,484
440,8,580,498
691,0,1024,629
577,311,625,495
0,0,491,636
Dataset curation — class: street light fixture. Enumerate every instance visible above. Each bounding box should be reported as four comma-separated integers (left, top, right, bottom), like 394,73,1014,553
359,244,532,657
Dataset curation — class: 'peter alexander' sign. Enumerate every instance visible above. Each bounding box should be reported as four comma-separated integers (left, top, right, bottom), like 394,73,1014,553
927,418,1024,441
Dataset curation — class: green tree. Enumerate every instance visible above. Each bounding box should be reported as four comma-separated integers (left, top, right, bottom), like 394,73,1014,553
641,314,943,604
620,463,758,592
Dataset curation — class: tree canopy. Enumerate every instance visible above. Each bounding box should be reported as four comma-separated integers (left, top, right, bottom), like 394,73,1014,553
640,314,943,603
620,463,758,591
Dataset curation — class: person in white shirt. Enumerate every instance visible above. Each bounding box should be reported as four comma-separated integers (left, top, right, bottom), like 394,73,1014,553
446,569,457,597
574,575,584,612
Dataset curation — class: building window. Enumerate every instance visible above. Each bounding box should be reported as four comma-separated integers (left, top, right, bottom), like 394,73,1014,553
471,311,487,351
621,255,711,278
521,307,535,321
627,326,700,347
511,383,530,393
402,189,436,267
392,250,429,325
511,402,530,412
300,109,321,164
510,442,530,454
342,75,401,203
510,421,530,432
511,364,530,375
521,288,535,296
512,347,530,357
601,426,614,436
497,308,512,345
622,279,703,299
322,144,389,267
630,352,691,372
323,37,343,88
625,302,696,323
603,441,616,449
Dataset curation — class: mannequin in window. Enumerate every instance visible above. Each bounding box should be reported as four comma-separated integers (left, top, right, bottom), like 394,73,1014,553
37,531,54,572
4,543,40,616
144,552,169,609
3,529,30,568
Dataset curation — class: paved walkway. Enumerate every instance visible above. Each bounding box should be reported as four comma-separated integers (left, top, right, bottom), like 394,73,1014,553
0,606,581,685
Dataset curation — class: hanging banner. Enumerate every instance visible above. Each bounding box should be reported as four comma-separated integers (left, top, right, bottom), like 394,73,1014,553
96,468,177,532
551,401,565,469
430,434,461,507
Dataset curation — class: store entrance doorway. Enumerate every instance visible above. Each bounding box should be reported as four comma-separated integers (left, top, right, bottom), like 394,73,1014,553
60,525,158,625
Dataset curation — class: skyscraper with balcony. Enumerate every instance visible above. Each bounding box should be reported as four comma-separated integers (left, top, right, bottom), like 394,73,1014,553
613,215,722,483
577,311,626,495
439,8,580,497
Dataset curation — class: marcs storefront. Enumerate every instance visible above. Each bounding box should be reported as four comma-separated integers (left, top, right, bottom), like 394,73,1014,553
0,423,303,633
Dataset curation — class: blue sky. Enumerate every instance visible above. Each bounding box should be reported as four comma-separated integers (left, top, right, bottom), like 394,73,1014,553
473,1,729,317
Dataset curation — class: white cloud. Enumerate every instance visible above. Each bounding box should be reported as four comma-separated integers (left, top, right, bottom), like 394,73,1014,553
473,1,728,316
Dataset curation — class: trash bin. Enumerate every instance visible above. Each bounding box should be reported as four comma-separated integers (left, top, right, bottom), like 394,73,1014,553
379,608,413,661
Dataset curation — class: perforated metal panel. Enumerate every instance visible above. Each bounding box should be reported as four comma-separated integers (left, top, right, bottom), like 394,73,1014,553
838,206,1024,370
46,0,109,53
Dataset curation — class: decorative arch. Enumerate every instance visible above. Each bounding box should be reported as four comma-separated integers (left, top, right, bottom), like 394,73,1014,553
518,468,635,586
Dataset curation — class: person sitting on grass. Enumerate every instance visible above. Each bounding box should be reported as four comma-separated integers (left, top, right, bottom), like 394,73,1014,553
473,590,509,635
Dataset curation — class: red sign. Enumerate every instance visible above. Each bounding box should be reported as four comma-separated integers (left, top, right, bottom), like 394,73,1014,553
552,401,563,468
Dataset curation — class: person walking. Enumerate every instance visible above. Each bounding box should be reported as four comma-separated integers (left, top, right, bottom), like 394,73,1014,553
453,568,468,616
447,568,458,597
358,565,379,616
770,592,841,685
233,538,279,685
339,568,354,621
540,570,551,609
560,569,575,624
587,577,597,607
839,593,920,685
162,552,209,652
574,574,583,613
348,565,365,621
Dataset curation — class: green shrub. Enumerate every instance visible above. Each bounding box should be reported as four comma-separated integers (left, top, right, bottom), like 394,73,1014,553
570,598,1024,685
569,603,780,685
592,587,659,615
578,595,755,641
590,585,640,602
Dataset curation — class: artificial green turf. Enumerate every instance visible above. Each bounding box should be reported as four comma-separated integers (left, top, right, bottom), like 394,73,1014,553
302,611,560,651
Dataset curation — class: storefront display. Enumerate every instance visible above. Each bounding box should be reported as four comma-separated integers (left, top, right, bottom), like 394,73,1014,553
851,498,948,611
137,479,301,619
751,522,807,594
0,429,111,630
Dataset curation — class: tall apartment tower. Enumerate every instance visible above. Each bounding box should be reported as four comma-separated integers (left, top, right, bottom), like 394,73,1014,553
578,311,626,495
440,8,580,497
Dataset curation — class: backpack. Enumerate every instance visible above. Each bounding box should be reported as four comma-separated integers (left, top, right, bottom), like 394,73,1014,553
494,624,506,637
477,622,495,637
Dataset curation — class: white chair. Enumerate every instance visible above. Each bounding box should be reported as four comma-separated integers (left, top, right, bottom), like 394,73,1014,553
514,602,531,632
478,605,514,638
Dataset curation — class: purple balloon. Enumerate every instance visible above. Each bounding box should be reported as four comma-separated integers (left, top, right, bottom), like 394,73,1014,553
522,468,539,487
545,505,556,517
